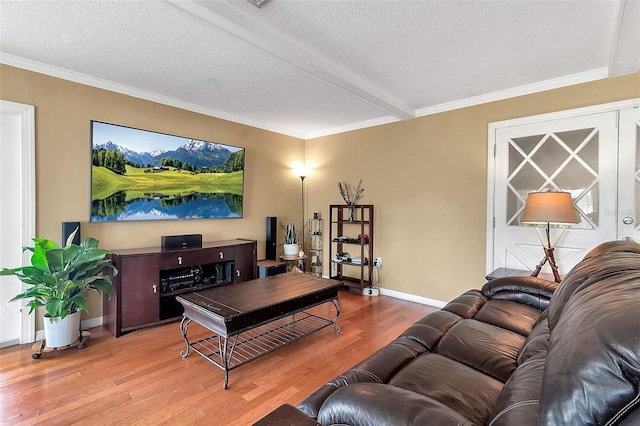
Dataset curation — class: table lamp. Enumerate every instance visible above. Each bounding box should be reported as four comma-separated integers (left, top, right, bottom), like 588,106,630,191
520,190,579,282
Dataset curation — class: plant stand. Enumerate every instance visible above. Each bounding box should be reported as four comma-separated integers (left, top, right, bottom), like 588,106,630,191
31,331,91,359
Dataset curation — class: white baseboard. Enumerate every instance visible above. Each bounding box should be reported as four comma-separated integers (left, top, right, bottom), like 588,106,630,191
35,316,104,342
321,273,448,309
379,287,448,309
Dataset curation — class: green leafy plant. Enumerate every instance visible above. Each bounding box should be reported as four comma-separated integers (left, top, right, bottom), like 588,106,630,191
0,229,118,321
280,220,300,245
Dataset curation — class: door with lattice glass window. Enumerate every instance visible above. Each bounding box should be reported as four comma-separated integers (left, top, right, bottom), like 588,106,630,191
492,106,640,276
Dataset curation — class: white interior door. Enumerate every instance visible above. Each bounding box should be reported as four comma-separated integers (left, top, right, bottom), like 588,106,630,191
493,112,618,275
0,100,35,347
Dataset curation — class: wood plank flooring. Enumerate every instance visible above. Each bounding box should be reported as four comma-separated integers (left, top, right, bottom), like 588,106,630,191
0,290,438,425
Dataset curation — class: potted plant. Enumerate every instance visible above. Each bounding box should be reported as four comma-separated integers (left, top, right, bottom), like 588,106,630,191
0,228,117,348
338,179,365,222
281,220,301,258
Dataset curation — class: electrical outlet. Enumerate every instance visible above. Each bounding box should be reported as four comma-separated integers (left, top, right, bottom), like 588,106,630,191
374,257,382,267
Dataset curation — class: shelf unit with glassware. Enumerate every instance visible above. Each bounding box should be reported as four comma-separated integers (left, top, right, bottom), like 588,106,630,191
308,216,323,277
329,204,374,291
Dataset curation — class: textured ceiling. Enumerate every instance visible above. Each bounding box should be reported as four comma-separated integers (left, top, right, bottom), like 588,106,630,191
0,0,638,139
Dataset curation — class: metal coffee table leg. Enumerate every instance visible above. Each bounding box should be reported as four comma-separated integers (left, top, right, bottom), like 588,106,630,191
179,317,192,358
331,298,342,333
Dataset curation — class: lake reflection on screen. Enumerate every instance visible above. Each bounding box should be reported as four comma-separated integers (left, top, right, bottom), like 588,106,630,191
91,191,243,221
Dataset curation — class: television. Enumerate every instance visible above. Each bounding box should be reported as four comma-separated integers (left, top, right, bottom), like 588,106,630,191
90,121,245,222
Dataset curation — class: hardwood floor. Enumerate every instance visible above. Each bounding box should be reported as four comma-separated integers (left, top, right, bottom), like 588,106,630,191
0,290,438,425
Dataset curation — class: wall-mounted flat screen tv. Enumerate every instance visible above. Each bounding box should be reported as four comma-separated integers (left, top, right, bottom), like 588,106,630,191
90,121,245,222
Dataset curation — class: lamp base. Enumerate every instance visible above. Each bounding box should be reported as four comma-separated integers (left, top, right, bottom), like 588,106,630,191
530,247,562,283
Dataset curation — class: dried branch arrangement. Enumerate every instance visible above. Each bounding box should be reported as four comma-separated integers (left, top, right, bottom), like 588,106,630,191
337,179,364,206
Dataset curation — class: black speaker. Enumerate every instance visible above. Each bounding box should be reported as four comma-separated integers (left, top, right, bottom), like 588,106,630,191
62,222,81,246
161,234,203,249
266,216,277,261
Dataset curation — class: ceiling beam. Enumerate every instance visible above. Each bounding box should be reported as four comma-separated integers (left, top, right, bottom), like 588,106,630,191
161,0,416,120
608,0,640,77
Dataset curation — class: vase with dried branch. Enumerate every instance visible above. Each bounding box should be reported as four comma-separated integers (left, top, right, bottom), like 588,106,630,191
338,179,364,221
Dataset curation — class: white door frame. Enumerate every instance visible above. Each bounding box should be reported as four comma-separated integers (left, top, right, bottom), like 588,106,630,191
0,100,36,344
487,98,640,274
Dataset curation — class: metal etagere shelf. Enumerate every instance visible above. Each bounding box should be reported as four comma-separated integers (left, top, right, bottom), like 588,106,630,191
308,217,323,277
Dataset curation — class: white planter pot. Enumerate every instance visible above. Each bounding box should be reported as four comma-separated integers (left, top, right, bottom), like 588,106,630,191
43,311,81,348
283,244,299,257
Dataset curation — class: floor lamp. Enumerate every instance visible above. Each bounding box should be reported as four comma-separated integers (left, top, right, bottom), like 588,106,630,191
296,168,307,272
520,191,579,282
300,175,305,247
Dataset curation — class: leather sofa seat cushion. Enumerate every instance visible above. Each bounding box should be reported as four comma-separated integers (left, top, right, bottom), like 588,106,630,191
297,337,428,419
437,319,525,382
540,270,640,425
317,383,475,426
488,352,546,426
389,353,503,424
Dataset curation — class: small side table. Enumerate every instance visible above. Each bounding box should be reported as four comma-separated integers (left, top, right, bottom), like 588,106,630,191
486,267,555,282
279,254,308,272
257,259,287,278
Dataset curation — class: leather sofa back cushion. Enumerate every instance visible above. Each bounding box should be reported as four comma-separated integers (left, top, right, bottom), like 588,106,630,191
473,299,541,337
547,250,640,332
517,315,550,365
540,271,640,424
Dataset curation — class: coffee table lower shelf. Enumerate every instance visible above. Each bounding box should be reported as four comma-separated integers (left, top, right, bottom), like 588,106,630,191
179,307,340,389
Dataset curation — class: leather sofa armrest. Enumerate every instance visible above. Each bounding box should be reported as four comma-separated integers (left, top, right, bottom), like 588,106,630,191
298,384,337,419
481,276,558,310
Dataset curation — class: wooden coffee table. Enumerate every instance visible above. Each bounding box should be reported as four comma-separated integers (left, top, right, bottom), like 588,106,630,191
176,273,343,389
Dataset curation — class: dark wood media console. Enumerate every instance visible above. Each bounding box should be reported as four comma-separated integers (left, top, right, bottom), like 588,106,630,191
103,239,257,337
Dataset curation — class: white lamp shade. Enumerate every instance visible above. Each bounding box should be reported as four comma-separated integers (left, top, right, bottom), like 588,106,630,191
520,191,579,225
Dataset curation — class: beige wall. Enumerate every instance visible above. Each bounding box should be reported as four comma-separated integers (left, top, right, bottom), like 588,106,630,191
306,72,640,302
1,63,639,328
1,64,305,327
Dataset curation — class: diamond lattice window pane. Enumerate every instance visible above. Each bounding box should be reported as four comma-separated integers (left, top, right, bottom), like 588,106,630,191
509,162,546,190
530,136,568,177
554,158,597,190
511,134,545,157
555,128,595,151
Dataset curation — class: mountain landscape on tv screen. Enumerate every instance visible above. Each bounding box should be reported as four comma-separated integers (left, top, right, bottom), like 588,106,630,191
95,140,233,169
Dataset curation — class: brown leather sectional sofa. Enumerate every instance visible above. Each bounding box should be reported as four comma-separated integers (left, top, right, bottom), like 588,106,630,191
295,240,640,425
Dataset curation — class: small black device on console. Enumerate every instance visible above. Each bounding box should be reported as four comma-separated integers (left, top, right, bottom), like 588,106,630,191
161,234,203,249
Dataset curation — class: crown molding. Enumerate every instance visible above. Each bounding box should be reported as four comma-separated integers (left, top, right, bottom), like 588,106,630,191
0,53,307,139
304,116,400,140
416,68,609,117
1,53,617,140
